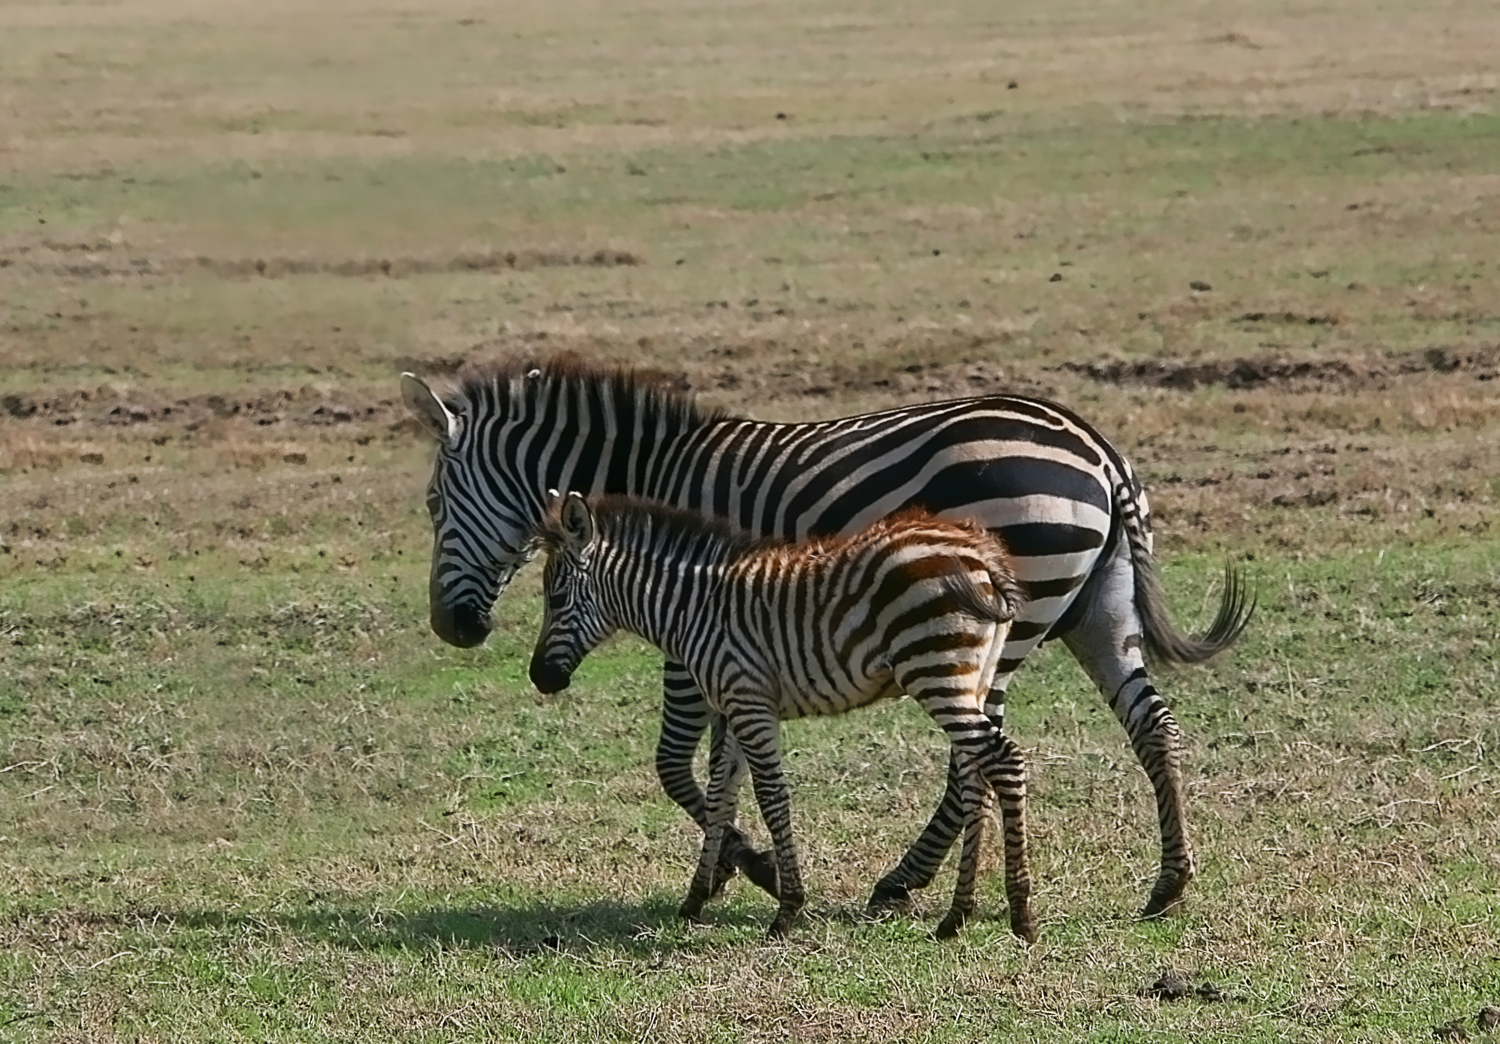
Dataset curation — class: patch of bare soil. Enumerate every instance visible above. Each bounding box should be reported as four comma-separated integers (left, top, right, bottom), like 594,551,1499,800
397,332,1066,410
4,340,1495,442
704,355,1058,404
1144,432,1498,546
0,384,409,435
0,240,643,281
1058,345,1500,392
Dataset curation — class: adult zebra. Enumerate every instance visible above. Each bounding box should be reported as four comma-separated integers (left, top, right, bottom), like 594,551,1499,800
529,493,1035,941
401,356,1252,918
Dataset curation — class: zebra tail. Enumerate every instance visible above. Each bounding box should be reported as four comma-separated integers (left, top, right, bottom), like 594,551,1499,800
939,556,1026,627
1123,491,1256,668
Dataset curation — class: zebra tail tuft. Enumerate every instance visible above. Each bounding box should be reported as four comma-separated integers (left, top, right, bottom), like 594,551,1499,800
1135,553,1255,668
1115,479,1255,668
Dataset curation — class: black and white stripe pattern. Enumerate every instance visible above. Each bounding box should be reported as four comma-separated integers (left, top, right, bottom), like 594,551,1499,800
529,493,1035,940
401,356,1252,917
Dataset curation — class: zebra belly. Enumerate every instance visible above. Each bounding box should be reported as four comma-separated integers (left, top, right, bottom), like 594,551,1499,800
768,671,905,722
689,652,903,723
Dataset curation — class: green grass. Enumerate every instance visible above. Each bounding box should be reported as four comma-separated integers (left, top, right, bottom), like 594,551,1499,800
4,548,1499,1041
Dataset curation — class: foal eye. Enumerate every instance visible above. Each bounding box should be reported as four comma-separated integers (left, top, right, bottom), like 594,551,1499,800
547,591,569,611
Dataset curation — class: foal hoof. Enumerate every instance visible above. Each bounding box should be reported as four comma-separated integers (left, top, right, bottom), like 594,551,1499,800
1011,908,1038,945
707,863,736,899
764,912,798,940
735,850,780,900
679,892,710,925
933,909,967,940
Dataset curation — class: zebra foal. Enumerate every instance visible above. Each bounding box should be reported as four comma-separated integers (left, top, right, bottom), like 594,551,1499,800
528,492,1037,942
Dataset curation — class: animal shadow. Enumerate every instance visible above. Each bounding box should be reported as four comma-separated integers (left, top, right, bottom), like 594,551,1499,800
169,894,766,957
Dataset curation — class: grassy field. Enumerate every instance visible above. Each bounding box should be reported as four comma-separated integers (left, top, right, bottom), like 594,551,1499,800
3,0,1499,1040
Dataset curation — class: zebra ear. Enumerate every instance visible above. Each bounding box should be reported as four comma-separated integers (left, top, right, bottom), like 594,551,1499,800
401,373,457,445
559,492,595,548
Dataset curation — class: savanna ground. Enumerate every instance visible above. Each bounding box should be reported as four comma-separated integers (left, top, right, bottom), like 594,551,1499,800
2,0,1499,1039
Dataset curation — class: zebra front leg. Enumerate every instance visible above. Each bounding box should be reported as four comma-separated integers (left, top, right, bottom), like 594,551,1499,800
704,714,752,900
659,667,780,898
934,766,991,940
727,702,806,939
680,716,747,922
868,750,964,915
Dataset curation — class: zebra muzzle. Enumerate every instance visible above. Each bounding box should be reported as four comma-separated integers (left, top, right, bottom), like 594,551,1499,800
529,657,573,695
433,601,495,649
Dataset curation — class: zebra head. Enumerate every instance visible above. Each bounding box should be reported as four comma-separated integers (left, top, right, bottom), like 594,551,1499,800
529,492,615,695
402,371,544,649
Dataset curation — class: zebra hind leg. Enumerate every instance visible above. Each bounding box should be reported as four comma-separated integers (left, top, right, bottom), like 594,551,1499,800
1061,634,1194,919
934,768,991,939
914,692,1035,944
984,732,1036,944
867,751,964,915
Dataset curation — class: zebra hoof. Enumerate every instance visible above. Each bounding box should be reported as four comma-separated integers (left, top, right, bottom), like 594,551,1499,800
1139,874,1191,920
735,850,780,900
866,879,917,916
707,863,737,899
679,890,711,924
1011,908,1038,945
765,910,799,940
933,909,967,940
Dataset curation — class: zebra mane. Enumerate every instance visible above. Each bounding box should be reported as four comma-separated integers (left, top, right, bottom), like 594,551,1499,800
538,494,780,565
441,353,730,434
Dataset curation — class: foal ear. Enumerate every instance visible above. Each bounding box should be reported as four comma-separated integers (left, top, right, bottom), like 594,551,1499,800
400,373,458,445
559,492,595,548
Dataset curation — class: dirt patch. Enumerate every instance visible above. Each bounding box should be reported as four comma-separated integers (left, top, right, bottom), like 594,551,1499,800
1059,344,1500,392
1142,971,1231,1002
0,241,644,282
705,356,1057,403
0,384,406,434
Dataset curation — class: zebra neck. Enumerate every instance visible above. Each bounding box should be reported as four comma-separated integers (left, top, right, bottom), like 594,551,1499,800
599,547,729,662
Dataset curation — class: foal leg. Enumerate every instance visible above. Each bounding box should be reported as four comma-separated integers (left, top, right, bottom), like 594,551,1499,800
935,765,991,939
724,700,807,939
660,665,779,897
704,713,753,900
868,750,965,914
979,731,1036,944
680,715,748,922
907,680,1036,944
872,619,1020,914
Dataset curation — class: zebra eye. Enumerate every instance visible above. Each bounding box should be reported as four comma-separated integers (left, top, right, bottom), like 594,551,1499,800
547,590,569,612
